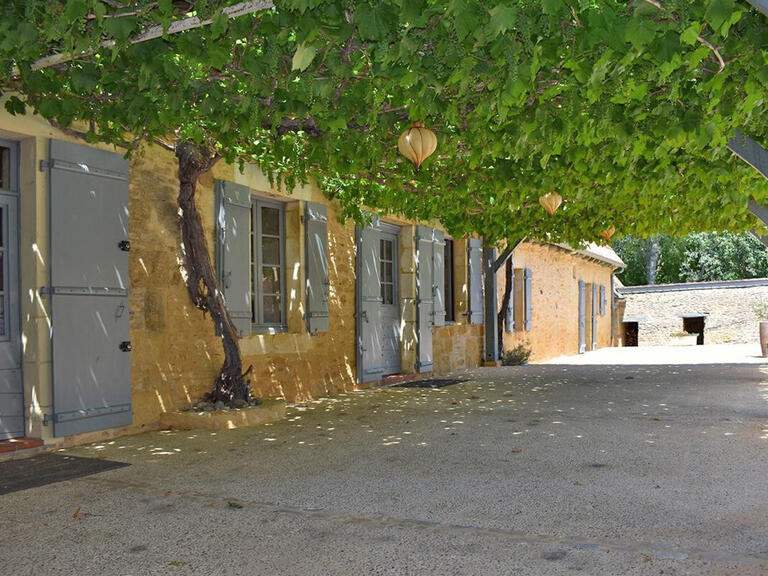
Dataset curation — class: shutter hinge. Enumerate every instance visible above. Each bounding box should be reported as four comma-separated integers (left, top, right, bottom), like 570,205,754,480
43,413,52,426
39,160,51,172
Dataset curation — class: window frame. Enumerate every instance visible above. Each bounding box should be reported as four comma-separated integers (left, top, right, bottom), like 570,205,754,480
0,141,18,343
250,196,287,332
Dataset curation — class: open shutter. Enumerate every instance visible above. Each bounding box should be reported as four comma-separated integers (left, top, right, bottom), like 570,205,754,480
578,280,586,353
505,267,514,333
591,283,598,350
305,202,329,333
216,180,251,337
524,268,533,331
49,139,131,436
599,284,606,316
467,238,483,324
432,230,446,327
416,226,435,372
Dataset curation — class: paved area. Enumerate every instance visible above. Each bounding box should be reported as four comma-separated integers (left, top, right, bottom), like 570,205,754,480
545,343,768,365
1,348,767,575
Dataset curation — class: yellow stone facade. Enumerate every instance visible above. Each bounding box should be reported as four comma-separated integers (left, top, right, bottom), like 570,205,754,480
497,242,617,362
1,109,490,447
0,108,619,448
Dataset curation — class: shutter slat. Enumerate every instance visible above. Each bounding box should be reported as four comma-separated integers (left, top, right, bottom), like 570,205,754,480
305,202,329,333
524,267,532,331
599,284,606,316
216,180,252,337
591,283,598,350
467,238,483,324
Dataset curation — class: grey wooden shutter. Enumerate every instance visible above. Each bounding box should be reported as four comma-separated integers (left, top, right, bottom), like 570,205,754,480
49,139,131,436
524,267,533,331
305,201,329,333
578,280,586,353
599,284,606,316
467,238,483,324
216,180,251,337
505,267,514,333
432,230,446,327
416,226,435,372
591,283,598,350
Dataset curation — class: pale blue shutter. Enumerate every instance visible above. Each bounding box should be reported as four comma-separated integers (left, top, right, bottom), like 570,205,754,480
216,180,251,337
467,238,483,324
305,202,329,333
433,230,446,327
505,267,514,333
524,267,532,331
599,284,606,316
591,283,598,350
578,280,586,353
416,226,434,372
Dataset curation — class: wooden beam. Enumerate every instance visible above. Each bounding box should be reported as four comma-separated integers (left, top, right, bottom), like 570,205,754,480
31,0,274,71
492,237,525,273
727,130,768,181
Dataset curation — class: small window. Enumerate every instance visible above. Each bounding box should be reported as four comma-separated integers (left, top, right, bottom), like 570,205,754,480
444,238,455,322
250,199,285,329
380,238,394,305
0,146,11,191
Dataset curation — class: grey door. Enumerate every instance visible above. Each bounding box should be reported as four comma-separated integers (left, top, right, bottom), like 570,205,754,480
49,140,131,437
0,141,22,440
578,280,586,354
357,223,400,383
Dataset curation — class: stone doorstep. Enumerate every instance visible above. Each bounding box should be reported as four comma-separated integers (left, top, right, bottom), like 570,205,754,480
0,438,47,461
380,373,420,386
159,400,286,431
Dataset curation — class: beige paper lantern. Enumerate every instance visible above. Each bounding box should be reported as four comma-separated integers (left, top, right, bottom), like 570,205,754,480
398,121,437,169
599,225,616,242
538,191,563,216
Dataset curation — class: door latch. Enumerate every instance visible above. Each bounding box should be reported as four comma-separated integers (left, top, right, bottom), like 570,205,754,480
119,341,132,352
118,240,131,252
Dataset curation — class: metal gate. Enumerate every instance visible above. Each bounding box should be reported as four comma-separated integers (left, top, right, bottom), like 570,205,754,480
0,140,22,440
48,140,131,437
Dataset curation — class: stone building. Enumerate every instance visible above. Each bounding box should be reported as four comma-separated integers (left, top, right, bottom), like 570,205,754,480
0,109,623,450
497,243,624,361
617,279,768,346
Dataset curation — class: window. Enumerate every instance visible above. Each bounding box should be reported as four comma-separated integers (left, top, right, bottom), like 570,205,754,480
380,238,394,305
0,146,11,191
250,199,285,328
444,238,455,322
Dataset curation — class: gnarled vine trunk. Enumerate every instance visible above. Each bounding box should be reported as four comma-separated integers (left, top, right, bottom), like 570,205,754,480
497,258,513,358
175,141,250,403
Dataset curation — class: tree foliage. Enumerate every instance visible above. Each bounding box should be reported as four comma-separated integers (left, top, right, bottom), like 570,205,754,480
2,0,768,245
613,231,768,285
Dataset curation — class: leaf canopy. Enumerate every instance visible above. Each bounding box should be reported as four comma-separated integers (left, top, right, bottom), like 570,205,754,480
2,0,768,244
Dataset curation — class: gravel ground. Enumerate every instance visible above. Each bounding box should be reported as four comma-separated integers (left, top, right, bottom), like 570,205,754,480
1,346,767,575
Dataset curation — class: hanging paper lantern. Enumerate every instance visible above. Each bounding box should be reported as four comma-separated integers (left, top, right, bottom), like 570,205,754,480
398,121,437,169
599,225,616,242
538,191,563,216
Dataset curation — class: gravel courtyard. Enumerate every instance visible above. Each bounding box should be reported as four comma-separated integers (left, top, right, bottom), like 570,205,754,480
1,346,767,575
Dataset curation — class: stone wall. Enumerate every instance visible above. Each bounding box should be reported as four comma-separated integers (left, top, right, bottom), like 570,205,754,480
498,242,616,362
620,282,768,346
1,107,487,445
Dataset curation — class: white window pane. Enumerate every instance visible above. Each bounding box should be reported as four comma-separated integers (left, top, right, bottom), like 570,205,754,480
262,266,281,294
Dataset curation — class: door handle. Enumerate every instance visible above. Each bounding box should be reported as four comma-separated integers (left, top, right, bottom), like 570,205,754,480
119,341,132,352
118,240,131,252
